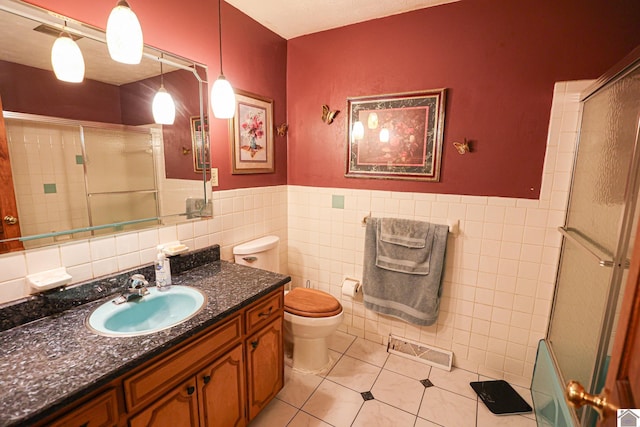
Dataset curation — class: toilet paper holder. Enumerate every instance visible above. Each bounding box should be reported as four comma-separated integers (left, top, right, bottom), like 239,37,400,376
341,277,361,297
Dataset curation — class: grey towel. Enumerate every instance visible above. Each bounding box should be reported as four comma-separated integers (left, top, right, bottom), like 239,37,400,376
376,218,434,275
379,218,430,248
363,217,448,326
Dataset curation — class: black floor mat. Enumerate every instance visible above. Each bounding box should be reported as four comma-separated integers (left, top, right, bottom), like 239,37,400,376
470,380,533,415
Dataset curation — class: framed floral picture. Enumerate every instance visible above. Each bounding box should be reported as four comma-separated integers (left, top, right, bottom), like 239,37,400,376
231,91,274,174
191,115,209,172
346,89,446,181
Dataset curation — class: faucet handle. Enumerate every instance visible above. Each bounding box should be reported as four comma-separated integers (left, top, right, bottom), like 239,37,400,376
128,274,149,289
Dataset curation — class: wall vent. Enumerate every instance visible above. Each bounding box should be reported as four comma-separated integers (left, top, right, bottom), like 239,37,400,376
387,334,453,371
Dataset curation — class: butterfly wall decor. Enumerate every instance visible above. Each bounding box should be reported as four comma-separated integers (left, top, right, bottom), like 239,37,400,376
453,139,471,154
321,105,339,124
276,123,288,137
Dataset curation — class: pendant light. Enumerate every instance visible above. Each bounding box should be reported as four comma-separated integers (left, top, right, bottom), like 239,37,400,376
210,0,235,119
379,128,390,143
106,0,143,65
51,27,85,83
367,112,378,129
352,121,365,141
152,56,176,125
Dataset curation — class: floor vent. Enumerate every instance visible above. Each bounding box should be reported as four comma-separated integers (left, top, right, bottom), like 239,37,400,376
387,334,453,371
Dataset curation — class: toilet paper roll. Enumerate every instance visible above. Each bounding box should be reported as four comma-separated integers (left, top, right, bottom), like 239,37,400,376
341,278,361,298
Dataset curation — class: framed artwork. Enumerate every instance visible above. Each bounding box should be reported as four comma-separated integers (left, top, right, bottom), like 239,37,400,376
231,91,274,174
346,89,446,181
190,115,210,172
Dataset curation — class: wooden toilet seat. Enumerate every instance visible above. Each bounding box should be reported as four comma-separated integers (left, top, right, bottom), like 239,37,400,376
285,288,342,318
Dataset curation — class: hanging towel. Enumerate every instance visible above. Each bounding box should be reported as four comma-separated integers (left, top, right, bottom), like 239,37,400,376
363,217,448,326
379,218,430,248
376,218,434,275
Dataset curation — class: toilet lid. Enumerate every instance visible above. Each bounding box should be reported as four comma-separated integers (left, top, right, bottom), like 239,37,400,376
285,288,342,318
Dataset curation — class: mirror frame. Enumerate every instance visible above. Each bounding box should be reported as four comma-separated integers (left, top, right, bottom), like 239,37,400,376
0,0,212,251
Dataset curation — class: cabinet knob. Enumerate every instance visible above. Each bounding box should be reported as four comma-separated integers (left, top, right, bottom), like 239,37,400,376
251,340,259,349
186,386,195,395
203,375,211,384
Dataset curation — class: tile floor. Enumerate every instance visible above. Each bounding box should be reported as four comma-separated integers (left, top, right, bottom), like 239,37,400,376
249,331,537,427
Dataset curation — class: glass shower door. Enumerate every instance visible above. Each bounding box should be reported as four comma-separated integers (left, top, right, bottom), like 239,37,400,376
546,64,640,426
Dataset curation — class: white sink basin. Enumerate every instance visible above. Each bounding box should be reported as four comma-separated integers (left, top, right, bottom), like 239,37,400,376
86,286,207,337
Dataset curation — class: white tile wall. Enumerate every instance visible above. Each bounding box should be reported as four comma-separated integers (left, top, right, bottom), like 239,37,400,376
0,185,288,305
6,120,88,244
286,81,592,387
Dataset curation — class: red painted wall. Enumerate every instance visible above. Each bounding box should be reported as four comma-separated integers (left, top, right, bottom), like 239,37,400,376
25,0,288,190
287,0,640,198
0,60,122,123
2,58,208,180
120,69,203,180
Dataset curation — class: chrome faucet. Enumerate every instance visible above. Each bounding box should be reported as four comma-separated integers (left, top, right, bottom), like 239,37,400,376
113,274,149,305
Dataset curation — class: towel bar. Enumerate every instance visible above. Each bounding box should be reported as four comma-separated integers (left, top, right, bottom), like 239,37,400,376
361,214,458,235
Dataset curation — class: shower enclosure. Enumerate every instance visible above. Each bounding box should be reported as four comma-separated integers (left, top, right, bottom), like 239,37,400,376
534,49,640,426
4,113,160,248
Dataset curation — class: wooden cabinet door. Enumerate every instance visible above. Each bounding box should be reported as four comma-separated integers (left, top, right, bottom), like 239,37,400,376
198,344,246,427
0,96,23,254
129,379,199,427
245,317,283,421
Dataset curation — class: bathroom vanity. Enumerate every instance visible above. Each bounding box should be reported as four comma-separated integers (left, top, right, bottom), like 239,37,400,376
0,245,289,426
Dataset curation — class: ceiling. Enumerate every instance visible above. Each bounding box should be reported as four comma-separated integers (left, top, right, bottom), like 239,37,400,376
0,1,190,86
225,0,460,40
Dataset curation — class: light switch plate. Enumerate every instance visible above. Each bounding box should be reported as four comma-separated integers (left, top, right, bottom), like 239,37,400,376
211,168,219,187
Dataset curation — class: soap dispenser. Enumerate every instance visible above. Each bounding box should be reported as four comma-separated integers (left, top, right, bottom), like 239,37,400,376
155,246,172,291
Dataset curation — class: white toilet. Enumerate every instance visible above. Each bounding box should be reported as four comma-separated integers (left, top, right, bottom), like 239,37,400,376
233,236,343,373
233,235,281,273
283,287,343,373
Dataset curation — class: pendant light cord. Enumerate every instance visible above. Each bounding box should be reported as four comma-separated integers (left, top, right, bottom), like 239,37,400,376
160,53,164,86
218,0,224,76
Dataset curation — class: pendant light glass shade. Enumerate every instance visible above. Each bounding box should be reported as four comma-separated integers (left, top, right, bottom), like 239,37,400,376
51,33,85,83
352,121,365,140
211,0,235,119
152,86,176,125
367,112,378,129
379,128,390,143
211,76,235,119
106,0,143,65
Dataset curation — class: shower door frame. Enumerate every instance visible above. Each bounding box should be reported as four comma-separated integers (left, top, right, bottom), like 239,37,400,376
547,46,640,426
3,112,161,242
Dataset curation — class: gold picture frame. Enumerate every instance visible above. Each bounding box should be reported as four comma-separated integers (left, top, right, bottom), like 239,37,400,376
230,91,274,174
346,89,446,181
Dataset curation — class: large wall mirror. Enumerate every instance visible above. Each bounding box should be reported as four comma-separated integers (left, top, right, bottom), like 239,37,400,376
0,0,211,254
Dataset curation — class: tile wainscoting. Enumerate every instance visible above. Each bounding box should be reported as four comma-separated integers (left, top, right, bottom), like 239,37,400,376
0,185,288,304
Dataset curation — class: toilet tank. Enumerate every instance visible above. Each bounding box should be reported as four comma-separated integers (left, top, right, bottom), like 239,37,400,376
233,235,280,273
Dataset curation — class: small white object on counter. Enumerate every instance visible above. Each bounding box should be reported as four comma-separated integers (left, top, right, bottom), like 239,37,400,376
27,267,72,293
155,246,173,289
160,241,189,256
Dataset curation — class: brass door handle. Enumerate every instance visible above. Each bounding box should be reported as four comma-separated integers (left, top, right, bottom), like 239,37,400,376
3,216,17,225
566,380,619,420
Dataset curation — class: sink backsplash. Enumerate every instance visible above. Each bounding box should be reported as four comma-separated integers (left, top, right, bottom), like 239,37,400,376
0,245,220,332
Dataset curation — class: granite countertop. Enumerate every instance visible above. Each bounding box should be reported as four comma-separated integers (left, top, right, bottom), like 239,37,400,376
0,257,290,426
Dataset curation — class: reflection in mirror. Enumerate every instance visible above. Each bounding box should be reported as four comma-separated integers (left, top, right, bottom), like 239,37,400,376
0,0,211,252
